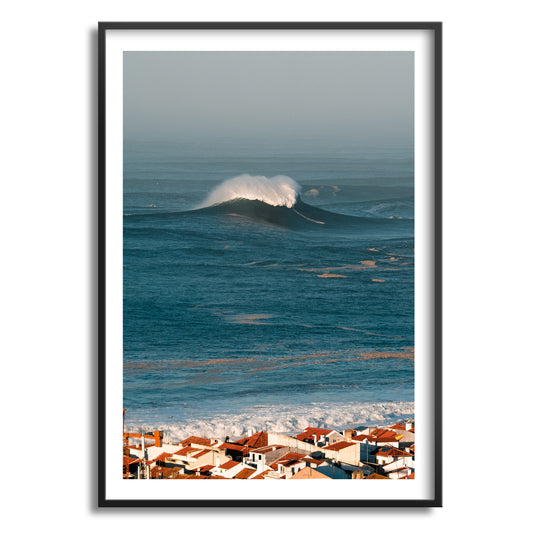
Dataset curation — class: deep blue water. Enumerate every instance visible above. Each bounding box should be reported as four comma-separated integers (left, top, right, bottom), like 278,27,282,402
123,139,415,440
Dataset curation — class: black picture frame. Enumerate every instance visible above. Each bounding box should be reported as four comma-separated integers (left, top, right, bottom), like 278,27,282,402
98,21,442,508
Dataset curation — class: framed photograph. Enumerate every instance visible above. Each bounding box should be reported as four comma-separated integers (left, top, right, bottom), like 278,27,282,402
99,22,442,507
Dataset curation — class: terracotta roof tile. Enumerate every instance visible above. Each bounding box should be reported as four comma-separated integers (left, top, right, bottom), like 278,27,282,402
218,460,240,470
304,427,332,435
354,430,402,443
277,452,306,462
371,429,399,440
269,452,306,470
153,452,173,462
304,458,327,466
294,427,334,441
219,443,246,451
233,431,269,449
174,446,202,457
323,441,356,451
376,436,402,443
389,424,406,430
195,464,215,473
192,449,211,458
351,435,370,442
376,446,413,457
179,436,212,447
234,468,256,479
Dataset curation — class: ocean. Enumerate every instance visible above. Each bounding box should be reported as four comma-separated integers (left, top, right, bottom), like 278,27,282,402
123,138,415,441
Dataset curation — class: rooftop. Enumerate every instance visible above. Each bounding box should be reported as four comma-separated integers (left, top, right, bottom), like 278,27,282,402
304,458,327,466
323,441,356,451
152,452,174,462
270,452,306,469
174,446,202,457
218,442,247,451
294,427,334,441
218,460,240,470
179,436,212,447
194,464,215,473
234,431,269,449
234,468,256,479
375,447,413,457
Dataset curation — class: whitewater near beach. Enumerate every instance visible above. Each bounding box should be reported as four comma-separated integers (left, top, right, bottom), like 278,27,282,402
123,139,414,441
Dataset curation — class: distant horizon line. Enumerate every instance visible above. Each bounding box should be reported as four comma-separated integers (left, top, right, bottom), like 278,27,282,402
123,136,415,149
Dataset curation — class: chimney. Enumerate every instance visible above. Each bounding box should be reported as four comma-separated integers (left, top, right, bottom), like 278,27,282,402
345,429,353,440
247,429,253,438
406,421,413,431
313,434,317,446
153,430,164,447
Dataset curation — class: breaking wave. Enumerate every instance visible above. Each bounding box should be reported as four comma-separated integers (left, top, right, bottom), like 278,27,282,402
125,400,415,442
125,174,413,232
198,174,301,208
193,174,375,229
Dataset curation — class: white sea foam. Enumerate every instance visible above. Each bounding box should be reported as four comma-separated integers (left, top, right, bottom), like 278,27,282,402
199,174,301,208
125,401,414,443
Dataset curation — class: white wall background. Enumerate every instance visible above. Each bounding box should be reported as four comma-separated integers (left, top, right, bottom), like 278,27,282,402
2,0,531,528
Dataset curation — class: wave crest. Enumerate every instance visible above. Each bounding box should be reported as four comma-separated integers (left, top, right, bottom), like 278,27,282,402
199,174,301,208
125,401,414,442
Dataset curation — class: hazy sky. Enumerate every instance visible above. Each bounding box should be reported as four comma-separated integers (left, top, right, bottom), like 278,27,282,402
124,51,413,145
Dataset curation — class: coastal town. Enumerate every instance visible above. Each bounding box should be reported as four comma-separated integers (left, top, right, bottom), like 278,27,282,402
123,411,415,480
